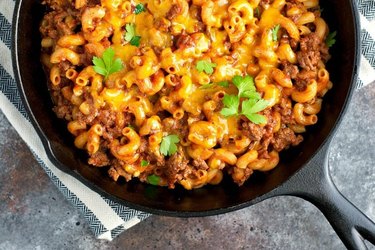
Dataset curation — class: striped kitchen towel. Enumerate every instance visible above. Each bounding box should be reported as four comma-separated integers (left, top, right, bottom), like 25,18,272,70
0,0,374,241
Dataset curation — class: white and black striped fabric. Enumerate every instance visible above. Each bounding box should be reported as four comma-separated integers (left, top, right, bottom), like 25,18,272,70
0,0,149,241
0,0,374,241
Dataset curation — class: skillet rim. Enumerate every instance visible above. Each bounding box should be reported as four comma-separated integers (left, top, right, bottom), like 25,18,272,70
11,0,361,217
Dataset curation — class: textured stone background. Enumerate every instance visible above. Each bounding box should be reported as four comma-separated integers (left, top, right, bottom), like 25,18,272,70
0,84,374,250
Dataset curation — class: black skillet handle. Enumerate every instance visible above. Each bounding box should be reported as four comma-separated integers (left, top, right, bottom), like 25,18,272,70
272,143,375,249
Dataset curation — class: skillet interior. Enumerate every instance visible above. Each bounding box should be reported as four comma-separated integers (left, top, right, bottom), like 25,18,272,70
13,0,358,215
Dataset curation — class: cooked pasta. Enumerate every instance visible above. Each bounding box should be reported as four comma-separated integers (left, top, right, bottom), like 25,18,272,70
40,0,333,189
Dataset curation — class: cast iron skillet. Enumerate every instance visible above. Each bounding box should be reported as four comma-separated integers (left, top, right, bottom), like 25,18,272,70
12,0,375,248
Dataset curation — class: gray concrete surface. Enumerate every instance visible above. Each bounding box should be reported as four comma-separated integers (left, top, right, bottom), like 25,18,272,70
0,84,374,250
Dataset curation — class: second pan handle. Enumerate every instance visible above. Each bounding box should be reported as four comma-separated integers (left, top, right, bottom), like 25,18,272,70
270,143,375,249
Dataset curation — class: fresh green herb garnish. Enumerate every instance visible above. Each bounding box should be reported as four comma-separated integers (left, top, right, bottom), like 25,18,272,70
326,31,337,47
134,3,145,14
217,81,229,87
199,83,214,89
241,99,269,124
199,81,229,89
220,75,268,125
92,48,123,79
196,60,217,74
232,75,256,98
220,94,240,117
271,24,281,42
130,35,141,46
125,24,136,41
147,174,160,185
125,23,141,47
160,134,180,156
255,7,260,17
141,160,149,167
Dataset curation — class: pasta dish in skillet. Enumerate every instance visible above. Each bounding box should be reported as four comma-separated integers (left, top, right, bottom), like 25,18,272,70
39,0,334,189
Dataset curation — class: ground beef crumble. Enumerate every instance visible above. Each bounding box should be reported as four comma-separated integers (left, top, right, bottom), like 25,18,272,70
297,33,321,71
163,148,189,188
271,128,303,152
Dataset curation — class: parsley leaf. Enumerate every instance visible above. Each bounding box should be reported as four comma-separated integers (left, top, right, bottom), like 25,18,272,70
255,7,260,17
220,94,239,117
199,81,229,89
326,31,337,48
130,36,141,47
125,24,141,47
232,75,256,98
92,47,123,79
160,134,180,156
242,91,261,100
141,159,149,167
242,99,269,114
196,60,217,74
271,24,281,42
220,75,268,124
125,24,136,41
217,81,229,87
134,3,145,14
199,83,214,89
241,98,268,124
147,174,160,185
242,113,267,125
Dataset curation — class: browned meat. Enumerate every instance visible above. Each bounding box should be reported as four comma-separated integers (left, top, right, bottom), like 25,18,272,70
58,61,71,72
154,18,171,32
53,102,72,120
192,159,209,170
162,116,189,139
281,61,299,79
166,4,182,20
80,41,102,66
274,96,293,124
258,110,279,159
271,127,303,152
138,138,148,153
297,50,320,71
52,91,73,120
300,33,320,52
280,32,299,50
87,0,101,6
295,69,316,90
231,167,253,186
164,148,189,188
40,9,80,39
285,1,304,20
193,21,206,33
297,33,321,71
88,151,110,167
108,160,132,182
75,105,98,124
240,120,264,141
42,0,100,10
40,12,59,38
97,111,133,141
176,34,194,49
98,109,117,126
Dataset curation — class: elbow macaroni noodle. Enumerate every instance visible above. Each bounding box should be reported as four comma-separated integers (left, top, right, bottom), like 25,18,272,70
40,0,333,189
